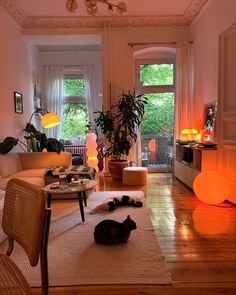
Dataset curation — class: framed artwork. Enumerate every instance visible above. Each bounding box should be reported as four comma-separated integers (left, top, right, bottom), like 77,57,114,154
203,101,217,141
14,91,23,114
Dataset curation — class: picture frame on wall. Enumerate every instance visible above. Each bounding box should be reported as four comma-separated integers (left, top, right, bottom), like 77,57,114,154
14,91,23,114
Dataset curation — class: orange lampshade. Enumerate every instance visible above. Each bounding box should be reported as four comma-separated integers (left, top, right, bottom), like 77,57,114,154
181,129,198,141
190,129,198,135
41,112,60,129
181,129,191,141
181,129,190,135
193,171,231,205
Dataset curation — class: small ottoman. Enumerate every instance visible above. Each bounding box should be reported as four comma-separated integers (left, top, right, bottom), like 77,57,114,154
123,167,147,186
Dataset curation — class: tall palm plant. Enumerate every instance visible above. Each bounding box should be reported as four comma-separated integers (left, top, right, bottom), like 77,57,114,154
95,90,148,161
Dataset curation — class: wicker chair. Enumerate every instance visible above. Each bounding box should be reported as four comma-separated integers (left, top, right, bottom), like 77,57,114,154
0,178,51,295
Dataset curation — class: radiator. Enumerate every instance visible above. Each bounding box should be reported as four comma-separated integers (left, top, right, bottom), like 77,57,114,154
64,145,87,165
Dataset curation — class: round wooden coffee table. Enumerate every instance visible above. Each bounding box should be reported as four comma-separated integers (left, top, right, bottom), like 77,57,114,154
44,180,97,222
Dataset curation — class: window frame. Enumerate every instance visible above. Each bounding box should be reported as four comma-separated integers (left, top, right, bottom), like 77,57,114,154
63,73,86,104
135,58,175,94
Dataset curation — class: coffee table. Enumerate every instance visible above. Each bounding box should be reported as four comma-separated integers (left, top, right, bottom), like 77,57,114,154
44,180,97,222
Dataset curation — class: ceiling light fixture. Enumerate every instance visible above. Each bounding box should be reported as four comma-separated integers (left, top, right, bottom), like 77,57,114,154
65,0,127,16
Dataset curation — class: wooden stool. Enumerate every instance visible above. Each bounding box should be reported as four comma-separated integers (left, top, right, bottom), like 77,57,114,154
123,167,147,186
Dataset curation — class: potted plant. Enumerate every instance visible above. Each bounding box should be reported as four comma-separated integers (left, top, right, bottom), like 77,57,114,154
0,125,64,155
94,90,148,180
0,137,29,154
24,122,64,153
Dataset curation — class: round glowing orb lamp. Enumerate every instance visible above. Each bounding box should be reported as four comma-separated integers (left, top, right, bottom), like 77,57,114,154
193,171,231,205
41,112,60,129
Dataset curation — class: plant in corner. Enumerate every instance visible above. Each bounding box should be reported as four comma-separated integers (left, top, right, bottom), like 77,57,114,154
94,89,148,180
23,122,64,153
0,124,64,155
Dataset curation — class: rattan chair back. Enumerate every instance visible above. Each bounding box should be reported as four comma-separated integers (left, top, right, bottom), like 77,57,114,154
0,178,51,295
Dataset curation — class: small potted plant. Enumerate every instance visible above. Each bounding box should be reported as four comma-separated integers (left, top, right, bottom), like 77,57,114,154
94,89,148,180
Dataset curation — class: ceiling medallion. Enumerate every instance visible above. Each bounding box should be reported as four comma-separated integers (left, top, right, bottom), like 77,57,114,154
65,0,127,15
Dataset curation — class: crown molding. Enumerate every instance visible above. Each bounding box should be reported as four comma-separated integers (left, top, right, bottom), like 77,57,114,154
0,0,208,29
0,0,26,25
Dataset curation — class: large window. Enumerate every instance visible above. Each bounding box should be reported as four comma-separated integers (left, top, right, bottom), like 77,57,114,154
61,75,89,142
136,59,175,171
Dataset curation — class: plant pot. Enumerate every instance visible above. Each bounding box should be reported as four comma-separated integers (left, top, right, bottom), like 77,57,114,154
108,159,129,181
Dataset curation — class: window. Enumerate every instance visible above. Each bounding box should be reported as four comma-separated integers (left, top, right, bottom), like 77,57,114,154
61,74,89,142
136,58,175,171
137,59,175,92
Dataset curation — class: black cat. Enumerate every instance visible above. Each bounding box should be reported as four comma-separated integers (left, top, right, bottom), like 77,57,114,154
94,215,137,245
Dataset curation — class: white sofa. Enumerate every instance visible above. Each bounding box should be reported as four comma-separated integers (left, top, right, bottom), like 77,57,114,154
0,152,72,191
0,152,72,243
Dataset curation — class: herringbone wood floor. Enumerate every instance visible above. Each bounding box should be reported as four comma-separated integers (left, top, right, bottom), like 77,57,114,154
32,173,236,294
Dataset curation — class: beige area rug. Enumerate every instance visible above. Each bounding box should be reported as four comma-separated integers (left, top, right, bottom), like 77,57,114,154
0,191,171,287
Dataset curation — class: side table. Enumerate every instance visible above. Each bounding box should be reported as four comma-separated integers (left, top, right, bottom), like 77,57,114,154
44,180,97,222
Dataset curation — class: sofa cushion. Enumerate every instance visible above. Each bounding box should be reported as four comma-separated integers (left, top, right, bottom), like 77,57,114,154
12,168,46,178
0,154,22,178
0,177,45,190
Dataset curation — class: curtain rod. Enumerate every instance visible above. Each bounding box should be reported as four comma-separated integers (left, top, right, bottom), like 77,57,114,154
128,41,193,47
43,65,83,68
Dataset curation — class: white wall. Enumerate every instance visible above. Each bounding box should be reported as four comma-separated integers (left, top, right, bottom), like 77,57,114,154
0,6,33,145
102,26,189,109
191,0,236,130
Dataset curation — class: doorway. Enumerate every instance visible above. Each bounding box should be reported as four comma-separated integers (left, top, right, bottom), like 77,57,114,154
135,51,175,172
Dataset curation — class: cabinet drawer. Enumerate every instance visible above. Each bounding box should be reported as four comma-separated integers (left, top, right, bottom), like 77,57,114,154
185,166,199,188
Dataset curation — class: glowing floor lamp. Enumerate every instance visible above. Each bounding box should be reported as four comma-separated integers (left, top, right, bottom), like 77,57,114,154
29,108,60,128
25,108,61,152
86,132,98,171
41,112,60,128
193,171,231,205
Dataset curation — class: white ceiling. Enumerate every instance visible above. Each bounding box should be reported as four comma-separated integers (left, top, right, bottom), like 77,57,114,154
1,0,209,52
9,0,198,17
1,0,209,29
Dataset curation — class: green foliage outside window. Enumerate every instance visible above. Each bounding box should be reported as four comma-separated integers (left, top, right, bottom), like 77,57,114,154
61,78,88,140
64,78,85,96
141,93,174,137
140,64,174,86
61,104,88,140
139,62,174,139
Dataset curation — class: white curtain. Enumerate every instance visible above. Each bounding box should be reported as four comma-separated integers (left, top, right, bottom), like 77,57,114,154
43,65,64,139
83,65,97,126
175,42,194,140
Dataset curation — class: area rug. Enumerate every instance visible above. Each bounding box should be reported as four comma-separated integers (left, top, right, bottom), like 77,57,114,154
0,191,171,287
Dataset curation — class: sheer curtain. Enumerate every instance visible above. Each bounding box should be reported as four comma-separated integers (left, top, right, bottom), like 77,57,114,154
43,65,64,139
83,65,97,125
175,42,194,139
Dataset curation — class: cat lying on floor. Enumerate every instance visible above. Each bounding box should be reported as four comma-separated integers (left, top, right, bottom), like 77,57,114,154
89,195,143,214
94,215,137,245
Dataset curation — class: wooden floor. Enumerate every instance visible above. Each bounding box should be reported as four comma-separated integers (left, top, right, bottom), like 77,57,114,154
33,173,236,294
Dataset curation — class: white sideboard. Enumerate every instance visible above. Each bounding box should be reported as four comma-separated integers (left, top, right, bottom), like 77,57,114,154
174,144,217,189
